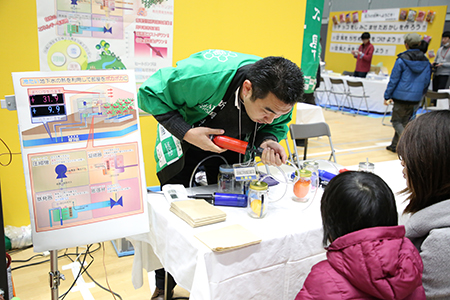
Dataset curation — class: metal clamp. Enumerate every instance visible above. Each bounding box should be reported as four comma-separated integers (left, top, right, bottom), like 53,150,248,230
49,271,65,289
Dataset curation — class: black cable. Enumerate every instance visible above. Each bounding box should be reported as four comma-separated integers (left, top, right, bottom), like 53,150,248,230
11,243,122,299
64,248,123,300
11,253,44,263
59,244,93,300
10,248,81,271
0,137,19,167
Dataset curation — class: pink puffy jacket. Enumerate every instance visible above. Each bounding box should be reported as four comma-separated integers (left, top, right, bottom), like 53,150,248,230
296,226,425,299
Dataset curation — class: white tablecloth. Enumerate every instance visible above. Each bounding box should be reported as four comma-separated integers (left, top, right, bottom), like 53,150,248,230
296,103,325,124
317,74,391,113
129,160,408,299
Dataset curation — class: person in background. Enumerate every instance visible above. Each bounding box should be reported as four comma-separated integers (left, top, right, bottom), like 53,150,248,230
138,49,304,299
432,31,450,91
351,32,374,78
397,110,450,299
418,39,429,54
383,33,431,153
295,171,425,299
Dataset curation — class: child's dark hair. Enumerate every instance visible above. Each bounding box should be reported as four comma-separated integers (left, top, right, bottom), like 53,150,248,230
321,171,398,246
361,32,371,40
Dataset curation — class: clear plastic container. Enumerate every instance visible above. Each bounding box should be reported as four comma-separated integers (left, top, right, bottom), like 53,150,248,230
218,164,236,193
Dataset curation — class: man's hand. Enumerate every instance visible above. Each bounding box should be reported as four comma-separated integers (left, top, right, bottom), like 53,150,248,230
384,99,393,106
183,127,227,153
259,140,287,166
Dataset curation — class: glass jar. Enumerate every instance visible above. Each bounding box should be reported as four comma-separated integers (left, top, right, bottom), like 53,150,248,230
293,169,311,202
218,164,235,193
358,161,374,173
302,161,319,192
247,181,268,218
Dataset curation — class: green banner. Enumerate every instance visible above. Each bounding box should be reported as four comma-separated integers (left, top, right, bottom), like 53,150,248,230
301,0,324,94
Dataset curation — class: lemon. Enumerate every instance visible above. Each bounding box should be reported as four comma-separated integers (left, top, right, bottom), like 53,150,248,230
250,199,266,217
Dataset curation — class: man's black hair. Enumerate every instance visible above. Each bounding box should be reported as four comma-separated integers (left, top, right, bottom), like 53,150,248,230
442,31,450,38
247,56,304,105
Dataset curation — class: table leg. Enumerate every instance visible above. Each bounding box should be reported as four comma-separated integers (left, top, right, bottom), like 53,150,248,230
164,271,176,300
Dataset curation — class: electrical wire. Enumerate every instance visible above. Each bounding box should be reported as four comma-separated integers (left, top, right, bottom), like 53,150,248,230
188,154,229,189
101,242,117,300
11,253,44,263
63,243,123,300
10,243,123,299
10,244,102,271
0,137,20,167
59,244,93,300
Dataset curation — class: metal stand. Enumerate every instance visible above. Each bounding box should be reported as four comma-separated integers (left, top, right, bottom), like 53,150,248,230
49,250,64,300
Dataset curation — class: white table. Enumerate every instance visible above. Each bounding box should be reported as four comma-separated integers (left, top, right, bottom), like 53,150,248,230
296,103,325,124
129,160,408,299
318,74,390,113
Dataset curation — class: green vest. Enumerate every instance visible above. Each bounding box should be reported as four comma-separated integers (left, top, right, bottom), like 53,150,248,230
138,50,261,172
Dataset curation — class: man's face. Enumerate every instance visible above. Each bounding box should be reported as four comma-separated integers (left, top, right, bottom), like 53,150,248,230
442,36,450,46
244,92,293,124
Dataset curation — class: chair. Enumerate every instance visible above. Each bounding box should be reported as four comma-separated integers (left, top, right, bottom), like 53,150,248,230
422,90,450,111
288,122,337,168
314,77,330,107
345,80,369,116
381,101,393,126
327,78,348,111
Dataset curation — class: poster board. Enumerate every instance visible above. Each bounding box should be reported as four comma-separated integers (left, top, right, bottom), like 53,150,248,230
325,5,447,75
12,70,149,252
36,0,174,86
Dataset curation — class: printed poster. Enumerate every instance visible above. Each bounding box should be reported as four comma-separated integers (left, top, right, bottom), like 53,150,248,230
36,0,173,86
12,70,149,252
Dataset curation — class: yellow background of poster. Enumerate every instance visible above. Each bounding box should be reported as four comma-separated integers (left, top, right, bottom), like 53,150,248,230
325,5,447,75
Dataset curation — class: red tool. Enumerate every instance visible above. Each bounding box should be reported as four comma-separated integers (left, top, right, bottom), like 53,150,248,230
212,135,264,156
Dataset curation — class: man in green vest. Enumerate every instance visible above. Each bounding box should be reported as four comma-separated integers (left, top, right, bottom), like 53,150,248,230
138,49,304,299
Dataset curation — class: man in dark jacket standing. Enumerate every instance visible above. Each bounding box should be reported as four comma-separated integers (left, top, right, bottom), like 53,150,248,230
384,33,431,153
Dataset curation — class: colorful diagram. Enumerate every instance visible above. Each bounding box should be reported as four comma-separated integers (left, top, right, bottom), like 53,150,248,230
21,84,136,147
29,139,143,232
22,80,143,232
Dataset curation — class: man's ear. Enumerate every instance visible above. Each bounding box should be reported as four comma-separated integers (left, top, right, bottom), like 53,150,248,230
242,79,253,98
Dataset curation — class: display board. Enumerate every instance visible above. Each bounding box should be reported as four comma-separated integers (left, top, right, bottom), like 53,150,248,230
36,0,174,86
325,5,447,74
12,70,149,252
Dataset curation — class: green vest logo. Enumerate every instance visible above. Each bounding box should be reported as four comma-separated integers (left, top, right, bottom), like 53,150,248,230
203,49,238,62
198,103,215,114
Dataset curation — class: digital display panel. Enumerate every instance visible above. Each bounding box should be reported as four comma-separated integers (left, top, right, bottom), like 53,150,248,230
30,105,66,118
29,93,64,106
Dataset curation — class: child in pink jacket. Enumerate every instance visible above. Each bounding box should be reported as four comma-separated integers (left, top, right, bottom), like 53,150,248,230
296,171,425,300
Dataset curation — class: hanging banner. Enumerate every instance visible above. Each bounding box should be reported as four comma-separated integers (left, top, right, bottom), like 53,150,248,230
301,0,325,93
36,0,174,86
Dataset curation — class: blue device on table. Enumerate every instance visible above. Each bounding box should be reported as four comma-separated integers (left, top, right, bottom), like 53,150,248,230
188,193,247,207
